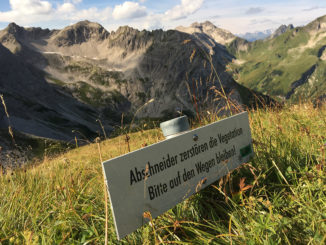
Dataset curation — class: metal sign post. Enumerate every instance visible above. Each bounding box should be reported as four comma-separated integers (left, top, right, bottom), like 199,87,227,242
102,111,254,239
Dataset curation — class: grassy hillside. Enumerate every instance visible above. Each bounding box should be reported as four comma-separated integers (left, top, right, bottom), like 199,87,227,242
1,103,326,244
229,15,326,101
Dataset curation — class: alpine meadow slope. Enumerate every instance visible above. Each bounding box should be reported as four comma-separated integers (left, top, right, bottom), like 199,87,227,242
0,102,325,244
228,15,326,102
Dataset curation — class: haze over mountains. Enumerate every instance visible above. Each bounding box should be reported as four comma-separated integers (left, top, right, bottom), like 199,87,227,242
236,24,295,42
237,29,274,42
0,15,325,146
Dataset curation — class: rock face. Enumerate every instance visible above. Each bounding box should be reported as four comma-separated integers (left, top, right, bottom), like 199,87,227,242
176,21,236,45
52,20,109,47
0,42,107,141
0,21,260,141
176,22,250,55
269,24,294,39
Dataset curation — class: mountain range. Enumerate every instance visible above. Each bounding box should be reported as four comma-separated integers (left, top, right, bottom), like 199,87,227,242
1,15,325,151
0,20,265,147
236,24,294,42
237,29,274,42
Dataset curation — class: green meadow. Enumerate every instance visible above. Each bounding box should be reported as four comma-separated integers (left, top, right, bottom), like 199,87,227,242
1,102,325,244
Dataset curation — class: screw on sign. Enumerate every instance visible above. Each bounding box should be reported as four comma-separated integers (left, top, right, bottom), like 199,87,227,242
102,112,254,240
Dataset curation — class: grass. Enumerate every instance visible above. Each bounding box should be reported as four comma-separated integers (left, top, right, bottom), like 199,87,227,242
68,81,127,108
45,76,66,86
0,102,325,244
64,62,126,87
229,25,326,100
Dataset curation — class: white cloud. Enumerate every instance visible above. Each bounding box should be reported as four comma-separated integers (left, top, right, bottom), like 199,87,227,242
112,1,147,20
10,0,52,15
302,6,326,12
58,3,76,13
0,0,111,26
245,7,264,15
0,0,325,35
134,14,164,30
57,1,111,22
67,7,112,22
164,0,204,20
0,0,54,23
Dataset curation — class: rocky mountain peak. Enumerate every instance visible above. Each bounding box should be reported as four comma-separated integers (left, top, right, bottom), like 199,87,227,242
202,20,216,27
288,24,294,29
270,24,294,39
3,22,25,38
72,20,106,30
0,23,24,53
176,21,235,45
190,21,215,29
2,22,52,41
51,20,109,47
113,25,138,35
6,22,23,32
108,25,153,52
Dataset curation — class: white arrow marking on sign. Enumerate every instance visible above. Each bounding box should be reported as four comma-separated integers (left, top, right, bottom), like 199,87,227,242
102,111,253,240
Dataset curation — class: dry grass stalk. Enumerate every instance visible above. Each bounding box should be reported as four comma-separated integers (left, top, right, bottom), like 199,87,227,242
143,211,159,244
96,138,108,245
96,119,107,140
0,94,15,144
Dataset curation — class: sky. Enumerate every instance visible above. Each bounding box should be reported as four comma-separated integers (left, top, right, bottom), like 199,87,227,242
0,0,325,34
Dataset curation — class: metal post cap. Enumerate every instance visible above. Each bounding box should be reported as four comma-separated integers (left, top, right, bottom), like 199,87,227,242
160,116,190,139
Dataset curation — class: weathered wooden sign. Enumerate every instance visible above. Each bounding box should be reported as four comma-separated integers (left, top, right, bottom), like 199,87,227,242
102,112,253,239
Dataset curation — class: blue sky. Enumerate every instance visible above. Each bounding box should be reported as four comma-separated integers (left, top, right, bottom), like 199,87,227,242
0,0,325,33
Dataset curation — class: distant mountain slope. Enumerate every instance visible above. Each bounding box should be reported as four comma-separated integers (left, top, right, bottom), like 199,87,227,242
176,21,250,58
229,15,326,101
237,25,294,42
237,29,273,42
0,42,108,141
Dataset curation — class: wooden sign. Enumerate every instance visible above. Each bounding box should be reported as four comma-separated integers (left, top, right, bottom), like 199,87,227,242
102,112,253,239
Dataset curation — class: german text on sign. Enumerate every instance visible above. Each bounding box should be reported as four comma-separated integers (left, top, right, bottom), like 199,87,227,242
102,112,253,239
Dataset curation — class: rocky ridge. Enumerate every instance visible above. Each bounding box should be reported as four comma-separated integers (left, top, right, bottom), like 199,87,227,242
52,20,109,47
176,21,236,45
0,42,105,141
269,24,294,39
0,20,266,145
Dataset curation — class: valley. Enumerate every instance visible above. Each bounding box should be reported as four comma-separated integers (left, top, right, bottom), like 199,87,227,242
0,20,266,148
